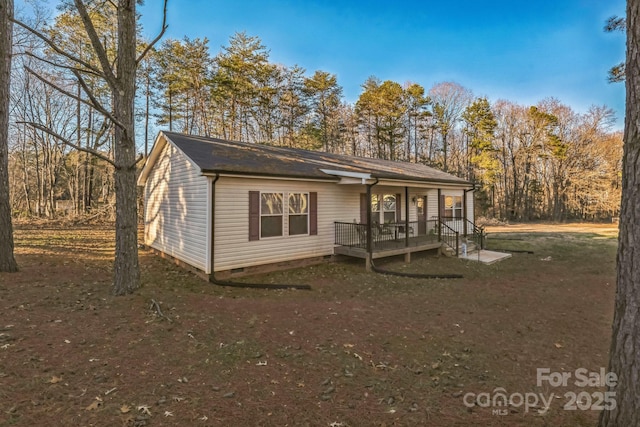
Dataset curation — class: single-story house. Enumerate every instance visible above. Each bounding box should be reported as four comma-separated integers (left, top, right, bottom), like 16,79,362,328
137,131,484,280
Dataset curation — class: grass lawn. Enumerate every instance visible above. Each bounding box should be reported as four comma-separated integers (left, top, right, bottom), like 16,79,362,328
0,223,618,426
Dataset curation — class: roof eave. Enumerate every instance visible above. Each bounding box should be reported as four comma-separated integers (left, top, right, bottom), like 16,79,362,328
201,169,340,182
137,132,168,186
202,169,472,188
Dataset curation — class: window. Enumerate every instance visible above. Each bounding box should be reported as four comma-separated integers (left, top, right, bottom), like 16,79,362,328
416,197,425,217
260,193,283,238
288,193,308,235
249,191,317,241
382,195,396,223
371,194,380,218
444,195,463,219
366,193,399,223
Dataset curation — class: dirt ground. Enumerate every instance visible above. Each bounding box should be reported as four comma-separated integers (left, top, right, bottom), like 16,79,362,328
0,223,618,426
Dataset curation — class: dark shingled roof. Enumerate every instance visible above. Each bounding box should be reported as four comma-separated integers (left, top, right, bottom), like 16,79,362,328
159,131,471,186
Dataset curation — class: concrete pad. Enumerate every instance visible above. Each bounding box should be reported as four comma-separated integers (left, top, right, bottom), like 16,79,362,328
459,250,512,265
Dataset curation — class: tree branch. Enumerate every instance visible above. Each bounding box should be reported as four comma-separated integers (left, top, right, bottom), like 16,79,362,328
133,153,144,168
604,16,626,33
73,0,118,88
136,0,169,65
150,299,172,322
92,116,113,148
22,51,103,79
17,121,115,166
23,66,124,129
608,62,626,83
10,17,106,79
70,68,124,128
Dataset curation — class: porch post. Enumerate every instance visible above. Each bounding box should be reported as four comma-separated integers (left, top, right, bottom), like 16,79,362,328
437,188,442,242
404,186,410,248
366,183,373,271
404,186,411,263
463,189,468,236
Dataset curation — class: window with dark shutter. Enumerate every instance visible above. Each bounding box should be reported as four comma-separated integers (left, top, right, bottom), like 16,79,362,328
250,190,318,239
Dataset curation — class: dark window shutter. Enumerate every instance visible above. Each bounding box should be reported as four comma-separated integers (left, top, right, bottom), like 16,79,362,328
249,191,260,241
360,193,368,224
395,193,401,221
439,194,445,220
309,192,318,235
422,196,428,221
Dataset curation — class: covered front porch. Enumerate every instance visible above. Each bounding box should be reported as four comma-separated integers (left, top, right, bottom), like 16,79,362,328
334,217,485,268
324,169,482,269
334,220,441,260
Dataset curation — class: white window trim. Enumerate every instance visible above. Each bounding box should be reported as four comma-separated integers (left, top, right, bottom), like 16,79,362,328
259,191,312,239
444,194,463,219
288,192,310,237
371,193,398,224
259,192,284,239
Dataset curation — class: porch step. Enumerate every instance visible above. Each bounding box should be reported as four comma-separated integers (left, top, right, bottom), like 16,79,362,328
441,241,477,257
441,245,459,257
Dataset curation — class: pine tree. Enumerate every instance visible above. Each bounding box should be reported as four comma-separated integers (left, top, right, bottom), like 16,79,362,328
303,70,343,152
0,0,18,272
600,1,640,424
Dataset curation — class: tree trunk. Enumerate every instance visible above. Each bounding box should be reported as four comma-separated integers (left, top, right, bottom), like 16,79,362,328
599,0,640,425
442,130,448,171
111,0,139,295
0,0,18,272
144,73,150,157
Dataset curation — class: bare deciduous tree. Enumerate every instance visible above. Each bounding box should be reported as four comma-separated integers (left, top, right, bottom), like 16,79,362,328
429,81,473,172
12,0,167,294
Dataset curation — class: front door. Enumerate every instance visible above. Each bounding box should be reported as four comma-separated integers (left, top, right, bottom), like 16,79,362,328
417,196,427,235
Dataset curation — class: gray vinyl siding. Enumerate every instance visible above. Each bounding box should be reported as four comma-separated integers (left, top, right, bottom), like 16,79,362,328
144,142,209,272
213,177,360,271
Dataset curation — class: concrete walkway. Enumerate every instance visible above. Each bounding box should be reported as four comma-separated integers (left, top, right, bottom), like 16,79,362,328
459,250,512,265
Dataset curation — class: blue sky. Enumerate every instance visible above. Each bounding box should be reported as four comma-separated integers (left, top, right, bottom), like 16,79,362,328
19,1,625,129
136,0,626,129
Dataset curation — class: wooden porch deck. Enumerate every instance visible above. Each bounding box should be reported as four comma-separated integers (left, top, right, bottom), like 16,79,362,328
334,234,442,260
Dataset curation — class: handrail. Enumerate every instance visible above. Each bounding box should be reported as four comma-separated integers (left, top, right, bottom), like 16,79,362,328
465,219,485,250
438,220,459,255
438,217,486,251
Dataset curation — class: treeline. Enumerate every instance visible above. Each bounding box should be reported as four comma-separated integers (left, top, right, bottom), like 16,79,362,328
7,6,621,221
